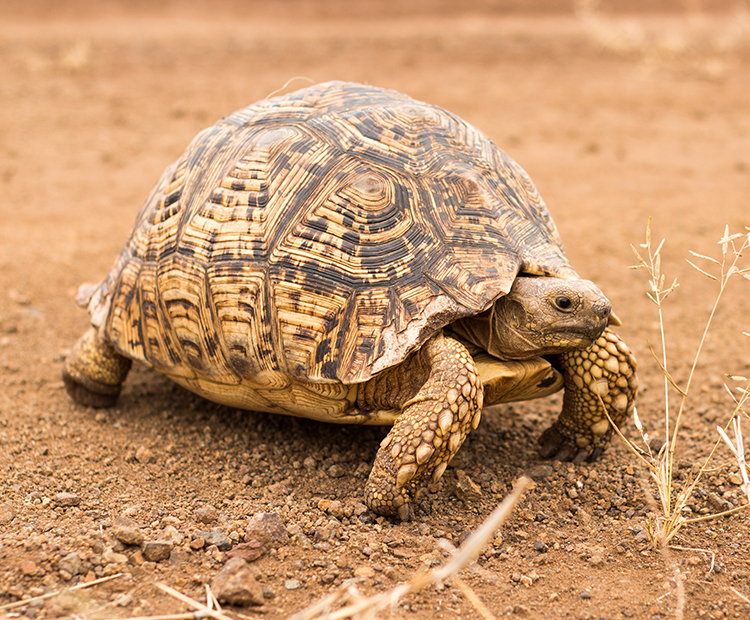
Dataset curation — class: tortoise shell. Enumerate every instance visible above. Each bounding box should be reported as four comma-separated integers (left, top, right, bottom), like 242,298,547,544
84,81,577,407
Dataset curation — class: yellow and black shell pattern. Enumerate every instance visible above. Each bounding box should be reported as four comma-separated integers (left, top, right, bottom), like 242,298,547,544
85,81,577,393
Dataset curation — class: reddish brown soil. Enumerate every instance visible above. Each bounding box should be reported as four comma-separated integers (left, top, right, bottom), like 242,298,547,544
2,2,750,619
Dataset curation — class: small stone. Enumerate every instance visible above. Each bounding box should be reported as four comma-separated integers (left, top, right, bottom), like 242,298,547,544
245,512,288,549
54,492,81,507
729,472,743,485
227,540,265,562
533,541,549,553
510,572,522,583
0,502,16,525
267,482,290,496
262,587,275,599
580,589,591,599
455,475,482,502
326,500,344,519
303,457,317,470
327,464,346,478
102,547,128,564
512,604,530,615
160,525,183,545
142,540,173,562
190,537,206,550
194,505,219,524
21,560,38,576
211,557,264,606
285,579,301,590
634,529,650,544
520,575,533,586
527,464,554,480
354,565,375,578
112,518,144,546
58,552,82,577
567,488,579,499
134,447,153,464
113,593,133,607
197,531,232,551
589,554,605,566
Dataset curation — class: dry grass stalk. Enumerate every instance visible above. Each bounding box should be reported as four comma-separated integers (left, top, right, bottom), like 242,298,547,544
730,586,750,605
616,222,750,547
154,583,235,620
718,374,750,506
0,573,123,612
289,476,531,620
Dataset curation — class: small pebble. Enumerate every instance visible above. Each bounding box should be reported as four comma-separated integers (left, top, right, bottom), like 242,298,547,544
194,505,219,524
0,503,17,525
285,579,301,590
58,552,82,577
455,475,482,502
211,558,264,606
134,447,153,464
142,540,173,562
246,512,289,549
527,464,554,480
196,531,232,551
327,464,347,478
112,518,144,546
21,560,38,576
533,541,548,553
54,492,81,507
580,589,591,599
227,540,265,562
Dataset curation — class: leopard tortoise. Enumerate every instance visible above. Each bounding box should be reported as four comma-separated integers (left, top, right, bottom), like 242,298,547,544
64,81,637,520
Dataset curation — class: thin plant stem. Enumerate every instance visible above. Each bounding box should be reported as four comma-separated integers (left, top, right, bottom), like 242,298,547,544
627,224,750,546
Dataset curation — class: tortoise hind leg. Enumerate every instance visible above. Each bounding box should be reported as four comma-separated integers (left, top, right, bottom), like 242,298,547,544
62,327,132,408
360,333,483,520
538,328,638,462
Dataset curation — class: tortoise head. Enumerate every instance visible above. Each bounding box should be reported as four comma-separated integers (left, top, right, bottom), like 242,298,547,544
488,276,611,360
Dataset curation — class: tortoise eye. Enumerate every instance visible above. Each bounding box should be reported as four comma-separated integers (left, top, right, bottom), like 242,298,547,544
554,296,573,312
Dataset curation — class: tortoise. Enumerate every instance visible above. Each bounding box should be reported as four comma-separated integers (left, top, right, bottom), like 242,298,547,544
63,81,637,520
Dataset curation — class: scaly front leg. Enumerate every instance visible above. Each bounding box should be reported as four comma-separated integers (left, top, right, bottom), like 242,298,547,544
360,333,483,520
538,328,638,462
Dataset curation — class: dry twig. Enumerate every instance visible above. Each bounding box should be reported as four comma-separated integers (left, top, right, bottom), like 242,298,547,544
0,573,123,612
289,476,531,620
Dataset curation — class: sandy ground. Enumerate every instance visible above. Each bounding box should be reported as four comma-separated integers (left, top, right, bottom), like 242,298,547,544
2,2,750,619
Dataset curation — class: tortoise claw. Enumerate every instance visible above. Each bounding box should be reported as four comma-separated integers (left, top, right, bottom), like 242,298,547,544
398,503,415,522
538,423,602,463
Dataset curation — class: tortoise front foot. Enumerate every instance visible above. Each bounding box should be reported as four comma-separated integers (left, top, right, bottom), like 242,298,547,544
63,327,132,408
539,328,638,463
362,333,483,520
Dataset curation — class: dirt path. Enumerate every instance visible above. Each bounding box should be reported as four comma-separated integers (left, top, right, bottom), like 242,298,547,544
1,2,750,619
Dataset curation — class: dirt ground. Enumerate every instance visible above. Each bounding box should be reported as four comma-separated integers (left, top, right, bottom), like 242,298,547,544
2,1,750,619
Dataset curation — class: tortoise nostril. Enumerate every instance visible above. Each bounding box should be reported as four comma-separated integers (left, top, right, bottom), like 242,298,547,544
593,300,612,320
